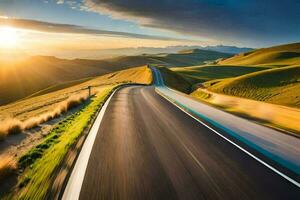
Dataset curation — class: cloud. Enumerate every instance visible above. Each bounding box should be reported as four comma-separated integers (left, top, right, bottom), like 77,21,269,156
0,17,196,42
84,0,300,46
56,0,64,4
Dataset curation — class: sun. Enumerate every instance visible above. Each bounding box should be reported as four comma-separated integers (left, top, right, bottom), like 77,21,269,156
0,26,19,48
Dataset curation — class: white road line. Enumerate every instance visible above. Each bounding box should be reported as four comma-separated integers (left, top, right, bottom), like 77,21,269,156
62,89,118,200
155,88,300,188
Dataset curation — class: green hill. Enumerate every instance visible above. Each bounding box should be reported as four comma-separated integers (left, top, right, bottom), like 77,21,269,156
171,65,268,84
170,49,232,65
218,43,300,67
157,67,192,93
207,65,300,108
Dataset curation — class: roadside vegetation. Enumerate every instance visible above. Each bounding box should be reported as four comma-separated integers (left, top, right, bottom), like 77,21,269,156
0,65,152,198
8,86,114,199
157,66,192,93
191,89,300,135
0,155,16,183
0,66,151,122
0,93,88,140
207,65,300,108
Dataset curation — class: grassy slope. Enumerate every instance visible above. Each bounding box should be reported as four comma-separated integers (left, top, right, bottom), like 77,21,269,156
171,65,268,84
0,49,229,105
24,77,94,99
13,87,113,199
208,65,300,108
150,49,232,67
191,88,300,134
178,42,300,108
2,66,152,198
0,66,152,121
158,67,192,93
0,56,151,105
218,42,300,67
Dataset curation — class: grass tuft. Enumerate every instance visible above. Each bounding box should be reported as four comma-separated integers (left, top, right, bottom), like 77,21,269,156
11,86,114,199
0,155,16,182
0,93,89,141
0,119,23,140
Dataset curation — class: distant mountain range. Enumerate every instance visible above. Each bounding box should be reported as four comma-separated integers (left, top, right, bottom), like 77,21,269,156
200,45,254,55
0,45,253,60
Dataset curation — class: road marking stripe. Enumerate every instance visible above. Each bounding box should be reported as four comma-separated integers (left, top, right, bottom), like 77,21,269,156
62,89,119,200
155,88,300,188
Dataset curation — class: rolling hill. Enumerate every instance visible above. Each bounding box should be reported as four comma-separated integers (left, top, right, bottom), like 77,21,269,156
157,67,192,93
218,42,300,67
0,66,152,121
171,65,268,84
207,65,300,108
0,56,127,105
0,49,230,105
176,42,300,108
201,45,253,54
171,49,232,65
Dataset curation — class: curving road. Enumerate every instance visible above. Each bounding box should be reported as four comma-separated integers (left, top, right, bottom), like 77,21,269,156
70,85,299,200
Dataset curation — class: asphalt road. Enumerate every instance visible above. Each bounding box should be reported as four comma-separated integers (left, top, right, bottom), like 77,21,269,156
78,86,299,200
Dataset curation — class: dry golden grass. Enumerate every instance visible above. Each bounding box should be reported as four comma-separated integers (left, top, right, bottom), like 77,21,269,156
0,65,148,198
191,89,300,134
218,42,300,66
0,66,152,140
0,66,151,120
0,154,16,182
207,65,300,108
0,119,22,140
0,48,214,105
0,92,89,139
0,55,153,105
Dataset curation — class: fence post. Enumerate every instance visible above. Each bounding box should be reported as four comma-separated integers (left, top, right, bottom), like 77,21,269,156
88,86,91,97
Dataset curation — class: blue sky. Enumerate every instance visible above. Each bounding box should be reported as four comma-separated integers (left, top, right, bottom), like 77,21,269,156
0,0,186,40
0,0,300,49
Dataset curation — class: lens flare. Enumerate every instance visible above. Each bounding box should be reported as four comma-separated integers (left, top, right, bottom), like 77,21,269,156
0,26,18,48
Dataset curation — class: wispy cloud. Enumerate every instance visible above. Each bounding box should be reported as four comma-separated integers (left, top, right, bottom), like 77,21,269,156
0,17,197,42
56,0,64,4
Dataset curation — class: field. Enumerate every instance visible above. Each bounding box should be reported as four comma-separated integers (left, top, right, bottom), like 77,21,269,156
218,42,300,67
191,89,300,135
167,42,300,109
0,66,152,196
185,42,300,134
0,66,151,122
0,49,229,105
171,65,268,84
157,66,192,93
10,87,114,199
152,49,232,66
206,65,300,108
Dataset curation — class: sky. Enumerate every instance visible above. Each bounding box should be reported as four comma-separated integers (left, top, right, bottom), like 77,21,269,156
0,0,299,59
